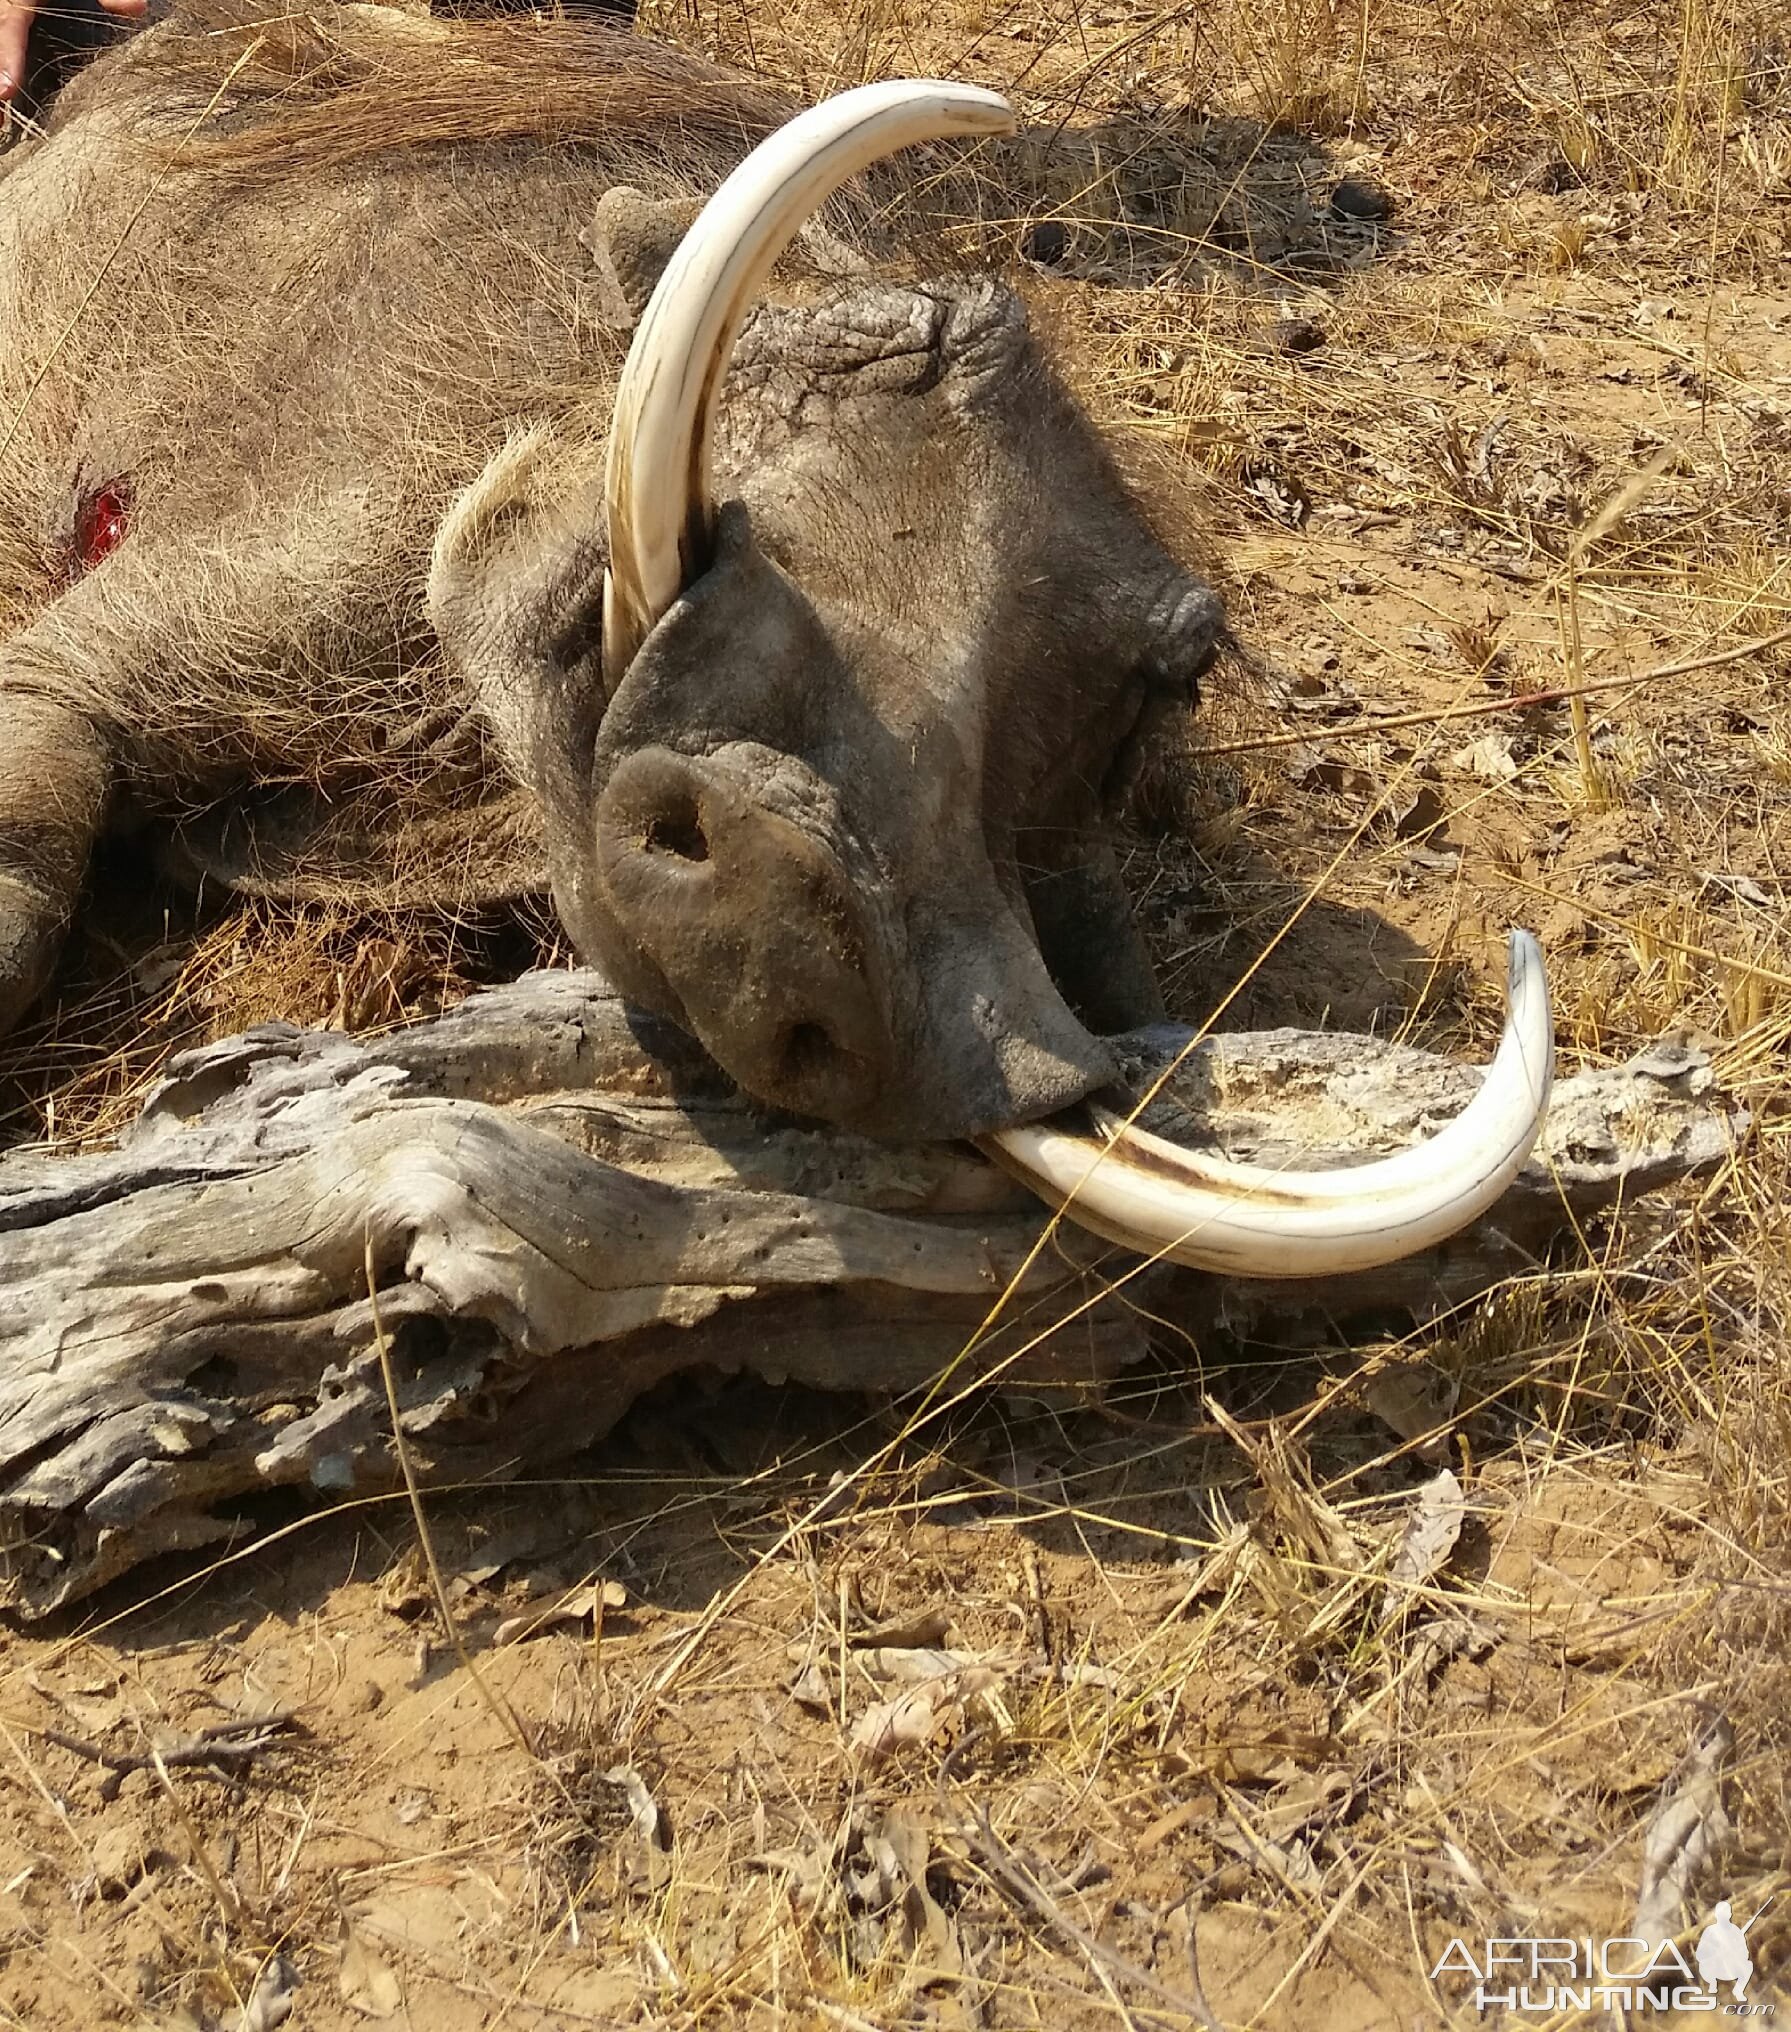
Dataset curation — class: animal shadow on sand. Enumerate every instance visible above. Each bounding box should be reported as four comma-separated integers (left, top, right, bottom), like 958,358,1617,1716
958,96,1398,293
31,1329,1462,1681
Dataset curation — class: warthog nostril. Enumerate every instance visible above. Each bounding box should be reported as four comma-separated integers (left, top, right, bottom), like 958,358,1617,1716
641,795,710,863
778,1020,839,1084
591,744,892,1117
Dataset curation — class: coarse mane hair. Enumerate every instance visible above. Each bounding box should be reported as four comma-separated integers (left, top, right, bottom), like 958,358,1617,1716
52,0,796,180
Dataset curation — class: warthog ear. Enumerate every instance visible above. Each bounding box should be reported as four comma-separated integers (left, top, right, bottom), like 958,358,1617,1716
585,187,876,332
428,424,609,795
932,276,1031,410
582,189,705,329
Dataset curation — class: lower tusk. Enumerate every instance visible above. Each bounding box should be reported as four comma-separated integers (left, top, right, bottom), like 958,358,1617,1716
983,929,1553,1278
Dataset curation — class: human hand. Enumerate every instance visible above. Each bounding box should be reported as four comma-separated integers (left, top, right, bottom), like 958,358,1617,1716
1,0,150,101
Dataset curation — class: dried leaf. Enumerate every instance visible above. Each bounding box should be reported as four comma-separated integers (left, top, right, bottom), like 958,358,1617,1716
1363,1361,1461,1445
788,1660,832,1712
1388,1467,1467,1596
850,1607,954,1649
493,1578,625,1646
851,1667,998,1762
338,1931,401,2020
854,1645,984,1683
1454,732,1521,783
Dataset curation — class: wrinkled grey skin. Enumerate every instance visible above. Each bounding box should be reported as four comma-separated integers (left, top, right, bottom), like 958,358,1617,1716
0,8,1225,1143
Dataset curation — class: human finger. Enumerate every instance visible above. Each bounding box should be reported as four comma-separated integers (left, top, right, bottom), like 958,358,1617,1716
0,0,36,101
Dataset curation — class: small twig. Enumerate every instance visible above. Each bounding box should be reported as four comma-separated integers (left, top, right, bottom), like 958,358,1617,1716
1184,1905,1223,2032
811,2001,890,2032
149,1745,243,1930
38,1715,299,1801
956,1801,1210,2021
1195,623,1791,760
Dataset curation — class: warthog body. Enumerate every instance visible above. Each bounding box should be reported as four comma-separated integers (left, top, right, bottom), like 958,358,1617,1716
0,4,1221,1142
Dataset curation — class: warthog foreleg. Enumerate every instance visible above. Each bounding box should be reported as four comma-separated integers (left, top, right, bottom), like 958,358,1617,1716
0,681,109,1037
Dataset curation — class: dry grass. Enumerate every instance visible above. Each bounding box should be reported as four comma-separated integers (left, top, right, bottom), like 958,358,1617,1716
0,885,550,1148
2,0,1790,2024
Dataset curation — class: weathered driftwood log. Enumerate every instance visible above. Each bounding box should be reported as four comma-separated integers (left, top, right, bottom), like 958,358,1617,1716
0,970,1736,1616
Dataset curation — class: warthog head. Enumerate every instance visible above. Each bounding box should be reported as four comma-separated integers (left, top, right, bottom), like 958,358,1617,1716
434,84,1553,1277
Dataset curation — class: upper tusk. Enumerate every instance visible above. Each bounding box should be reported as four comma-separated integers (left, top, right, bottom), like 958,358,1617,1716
601,79,1016,685
983,929,1554,1278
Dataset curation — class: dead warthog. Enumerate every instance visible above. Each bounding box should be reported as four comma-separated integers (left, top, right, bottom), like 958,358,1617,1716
0,3,1551,1271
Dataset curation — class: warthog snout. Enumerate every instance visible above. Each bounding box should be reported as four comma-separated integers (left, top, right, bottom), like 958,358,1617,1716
594,744,891,1120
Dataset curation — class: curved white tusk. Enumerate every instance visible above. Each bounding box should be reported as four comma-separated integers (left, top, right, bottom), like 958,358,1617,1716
602,79,1016,684
984,930,1554,1278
